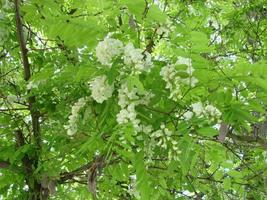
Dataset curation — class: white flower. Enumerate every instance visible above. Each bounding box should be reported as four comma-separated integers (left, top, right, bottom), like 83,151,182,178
205,105,221,118
160,64,181,100
188,5,198,15
23,185,29,192
192,102,203,116
183,111,193,120
124,43,143,66
116,104,141,132
210,33,222,44
116,83,153,132
7,95,17,103
116,109,129,124
156,26,169,35
89,75,113,103
116,103,137,124
26,81,38,90
191,102,221,120
160,65,176,83
65,97,89,136
118,83,138,108
127,104,136,120
183,77,198,87
160,57,198,101
190,77,198,87
176,56,192,67
151,130,163,138
151,126,173,150
186,65,194,76
124,43,153,73
95,37,123,66
143,52,153,71
142,125,152,134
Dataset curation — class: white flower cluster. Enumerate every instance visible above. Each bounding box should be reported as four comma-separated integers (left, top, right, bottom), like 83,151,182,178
116,103,140,128
183,111,194,121
151,124,174,149
156,26,169,36
150,124,179,161
116,83,153,131
26,80,44,90
89,75,114,103
95,37,124,66
95,36,153,74
124,43,152,73
204,104,222,118
64,97,89,136
128,174,140,199
160,57,198,101
192,102,204,116
6,95,17,103
124,43,143,65
182,102,221,121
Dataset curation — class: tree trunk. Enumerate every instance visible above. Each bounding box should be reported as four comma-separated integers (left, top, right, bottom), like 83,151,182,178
14,0,45,199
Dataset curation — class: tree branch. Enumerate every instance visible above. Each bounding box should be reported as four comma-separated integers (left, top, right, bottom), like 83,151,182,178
0,160,10,168
14,1,43,198
15,129,33,175
228,132,267,150
59,156,105,184
14,0,41,154
0,159,23,173
14,0,30,81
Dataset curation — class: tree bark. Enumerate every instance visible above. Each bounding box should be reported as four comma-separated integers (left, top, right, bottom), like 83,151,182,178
14,0,43,199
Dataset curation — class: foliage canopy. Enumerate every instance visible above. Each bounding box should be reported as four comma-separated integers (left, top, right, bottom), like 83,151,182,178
0,0,267,199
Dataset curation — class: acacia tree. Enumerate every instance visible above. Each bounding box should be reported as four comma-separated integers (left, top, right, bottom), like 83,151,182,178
0,0,267,199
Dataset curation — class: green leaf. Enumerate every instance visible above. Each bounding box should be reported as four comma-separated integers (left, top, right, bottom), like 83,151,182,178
31,66,53,82
107,64,119,84
197,127,219,137
133,151,151,200
44,16,105,48
190,31,211,52
223,177,231,190
75,65,99,82
228,170,243,179
126,75,145,94
146,5,167,23
254,78,267,92
175,64,188,71
176,71,189,78
120,0,145,20
179,135,198,175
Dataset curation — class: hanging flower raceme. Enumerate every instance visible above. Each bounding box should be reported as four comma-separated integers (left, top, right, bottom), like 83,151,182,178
116,83,153,132
95,37,123,66
160,56,198,101
150,124,179,161
203,104,222,119
95,37,153,75
160,63,181,100
89,75,114,103
182,102,221,121
124,43,153,74
64,97,89,136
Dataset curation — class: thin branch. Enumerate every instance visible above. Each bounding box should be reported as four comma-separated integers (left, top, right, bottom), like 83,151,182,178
14,0,30,81
0,67,20,78
227,132,267,150
0,160,10,168
0,108,28,112
14,0,42,154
